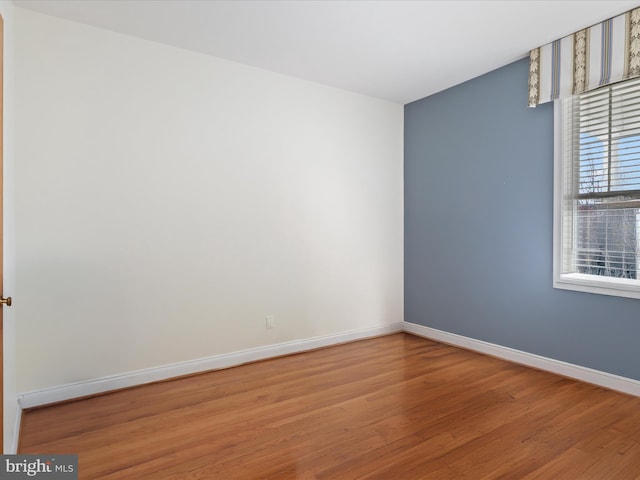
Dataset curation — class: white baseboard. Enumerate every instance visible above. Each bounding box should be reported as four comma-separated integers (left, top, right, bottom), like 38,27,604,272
17,320,640,411
403,321,640,397
18,323,403,409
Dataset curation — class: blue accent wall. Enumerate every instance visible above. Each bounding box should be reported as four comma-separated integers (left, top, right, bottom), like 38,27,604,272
405,58,640,381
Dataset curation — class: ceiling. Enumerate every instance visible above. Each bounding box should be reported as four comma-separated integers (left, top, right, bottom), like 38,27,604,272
13,0,640,104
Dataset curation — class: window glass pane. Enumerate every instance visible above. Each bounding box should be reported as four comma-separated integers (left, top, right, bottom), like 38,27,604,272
570,84,640,281
579,133,606,195
575,204,638,279
611,136,640,191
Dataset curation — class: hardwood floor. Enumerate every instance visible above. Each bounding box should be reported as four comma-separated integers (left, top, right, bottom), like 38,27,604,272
19,333,640,479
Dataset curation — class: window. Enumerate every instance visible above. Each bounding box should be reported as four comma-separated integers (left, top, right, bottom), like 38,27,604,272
555,77,640,299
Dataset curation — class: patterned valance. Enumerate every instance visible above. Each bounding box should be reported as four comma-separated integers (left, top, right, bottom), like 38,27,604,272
528,7,640,107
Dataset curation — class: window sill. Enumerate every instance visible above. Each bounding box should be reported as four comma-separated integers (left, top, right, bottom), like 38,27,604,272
554,273,640,300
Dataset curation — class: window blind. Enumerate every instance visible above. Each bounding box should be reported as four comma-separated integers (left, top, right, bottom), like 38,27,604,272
563,78,640,279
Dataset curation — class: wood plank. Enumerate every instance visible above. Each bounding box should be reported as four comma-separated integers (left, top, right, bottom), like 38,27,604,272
19,333,640,479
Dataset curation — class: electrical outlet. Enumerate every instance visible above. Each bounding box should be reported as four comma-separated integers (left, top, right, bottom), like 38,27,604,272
266,315,275,329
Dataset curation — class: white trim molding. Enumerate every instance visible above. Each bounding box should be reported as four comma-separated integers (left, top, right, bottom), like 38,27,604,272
403,321,640,397
18,323,403,409
9,405,21,454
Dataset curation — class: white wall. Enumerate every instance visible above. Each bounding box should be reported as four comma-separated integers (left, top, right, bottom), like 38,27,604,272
1,0,18,453
14,9,403,393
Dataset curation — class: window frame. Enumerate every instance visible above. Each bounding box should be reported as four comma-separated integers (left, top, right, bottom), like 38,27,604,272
554,92,640,300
